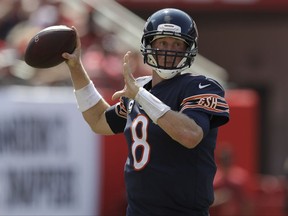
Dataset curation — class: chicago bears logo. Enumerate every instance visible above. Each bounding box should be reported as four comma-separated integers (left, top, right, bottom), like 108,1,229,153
128,100,134,113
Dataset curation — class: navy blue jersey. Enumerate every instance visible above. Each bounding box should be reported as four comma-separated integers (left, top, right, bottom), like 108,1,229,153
105,73,229,216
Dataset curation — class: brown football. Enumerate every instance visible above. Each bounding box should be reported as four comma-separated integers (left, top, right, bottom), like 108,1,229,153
24,25,76,68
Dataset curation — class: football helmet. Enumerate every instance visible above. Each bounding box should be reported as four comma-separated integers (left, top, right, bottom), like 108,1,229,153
141,8,198,79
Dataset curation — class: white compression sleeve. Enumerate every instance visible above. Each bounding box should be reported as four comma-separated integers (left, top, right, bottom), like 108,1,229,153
135,87,170,124
74,81,102,112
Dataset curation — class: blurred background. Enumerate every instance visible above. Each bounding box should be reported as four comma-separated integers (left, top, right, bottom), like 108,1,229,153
0,0,287,215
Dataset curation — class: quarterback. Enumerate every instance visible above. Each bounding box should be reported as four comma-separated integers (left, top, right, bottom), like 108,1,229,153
63,8,229,216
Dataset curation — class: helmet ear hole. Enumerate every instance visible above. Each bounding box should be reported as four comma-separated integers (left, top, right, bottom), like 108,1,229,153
140,8,198,79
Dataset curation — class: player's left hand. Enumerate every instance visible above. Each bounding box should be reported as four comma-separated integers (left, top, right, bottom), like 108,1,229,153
112,51,140,100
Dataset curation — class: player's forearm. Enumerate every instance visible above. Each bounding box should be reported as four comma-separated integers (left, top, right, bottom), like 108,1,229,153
82,100,114,135
134,87,203,148
67,61,91,90
68,63,114,135
75,82,114,135
157,111,203,149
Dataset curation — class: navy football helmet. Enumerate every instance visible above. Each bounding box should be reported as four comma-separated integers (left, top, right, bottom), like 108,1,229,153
141,8,198,79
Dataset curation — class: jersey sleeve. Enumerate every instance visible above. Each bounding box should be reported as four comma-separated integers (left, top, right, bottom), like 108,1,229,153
180,77,230,129
105,97,127,134
105,76,151,134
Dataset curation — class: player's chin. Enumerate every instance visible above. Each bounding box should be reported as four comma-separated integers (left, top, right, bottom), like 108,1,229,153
63,52,71,59
159,62,176,68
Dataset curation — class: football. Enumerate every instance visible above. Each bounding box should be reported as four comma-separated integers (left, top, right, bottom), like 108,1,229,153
24,25,76,68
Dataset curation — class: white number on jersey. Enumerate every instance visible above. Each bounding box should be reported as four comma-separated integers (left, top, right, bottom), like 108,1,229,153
131,115,150,170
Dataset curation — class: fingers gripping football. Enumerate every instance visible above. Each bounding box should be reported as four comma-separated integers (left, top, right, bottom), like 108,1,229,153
62,26,82,67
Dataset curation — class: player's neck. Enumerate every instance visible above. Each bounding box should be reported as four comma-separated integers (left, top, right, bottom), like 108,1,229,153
152,71,165,87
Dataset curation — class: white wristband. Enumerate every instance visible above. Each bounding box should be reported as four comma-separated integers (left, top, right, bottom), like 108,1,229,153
135,87,170,124
74,81,102,112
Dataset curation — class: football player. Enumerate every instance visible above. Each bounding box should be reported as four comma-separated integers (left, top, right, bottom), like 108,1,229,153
63,8,230,216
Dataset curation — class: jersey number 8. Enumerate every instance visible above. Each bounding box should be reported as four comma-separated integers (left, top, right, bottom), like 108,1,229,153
131,115,151,170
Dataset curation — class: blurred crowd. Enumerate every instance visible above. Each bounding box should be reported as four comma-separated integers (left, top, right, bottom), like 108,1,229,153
210,147,288,216
0,0,150,95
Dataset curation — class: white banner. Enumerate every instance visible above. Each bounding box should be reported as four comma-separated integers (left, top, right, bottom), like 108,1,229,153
0,86,101,216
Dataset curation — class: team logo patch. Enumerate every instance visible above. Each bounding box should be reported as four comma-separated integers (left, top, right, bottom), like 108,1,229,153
128,100,134,113
116,98,128,118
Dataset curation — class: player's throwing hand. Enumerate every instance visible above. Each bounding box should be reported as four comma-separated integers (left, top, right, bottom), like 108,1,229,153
62,26,82,68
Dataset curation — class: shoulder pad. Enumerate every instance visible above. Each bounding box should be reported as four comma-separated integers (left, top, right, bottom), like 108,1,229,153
136,76,152,87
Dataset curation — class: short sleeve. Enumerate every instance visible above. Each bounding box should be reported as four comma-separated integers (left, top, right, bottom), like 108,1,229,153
180,77,230,129
105,98,127,134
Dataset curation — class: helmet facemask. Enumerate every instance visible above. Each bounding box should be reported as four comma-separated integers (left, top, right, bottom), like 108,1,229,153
141,39,197,79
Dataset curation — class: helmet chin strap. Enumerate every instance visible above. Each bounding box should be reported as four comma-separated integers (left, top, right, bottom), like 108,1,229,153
155,68,180,79
154,65,190,79
147,53,189,79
